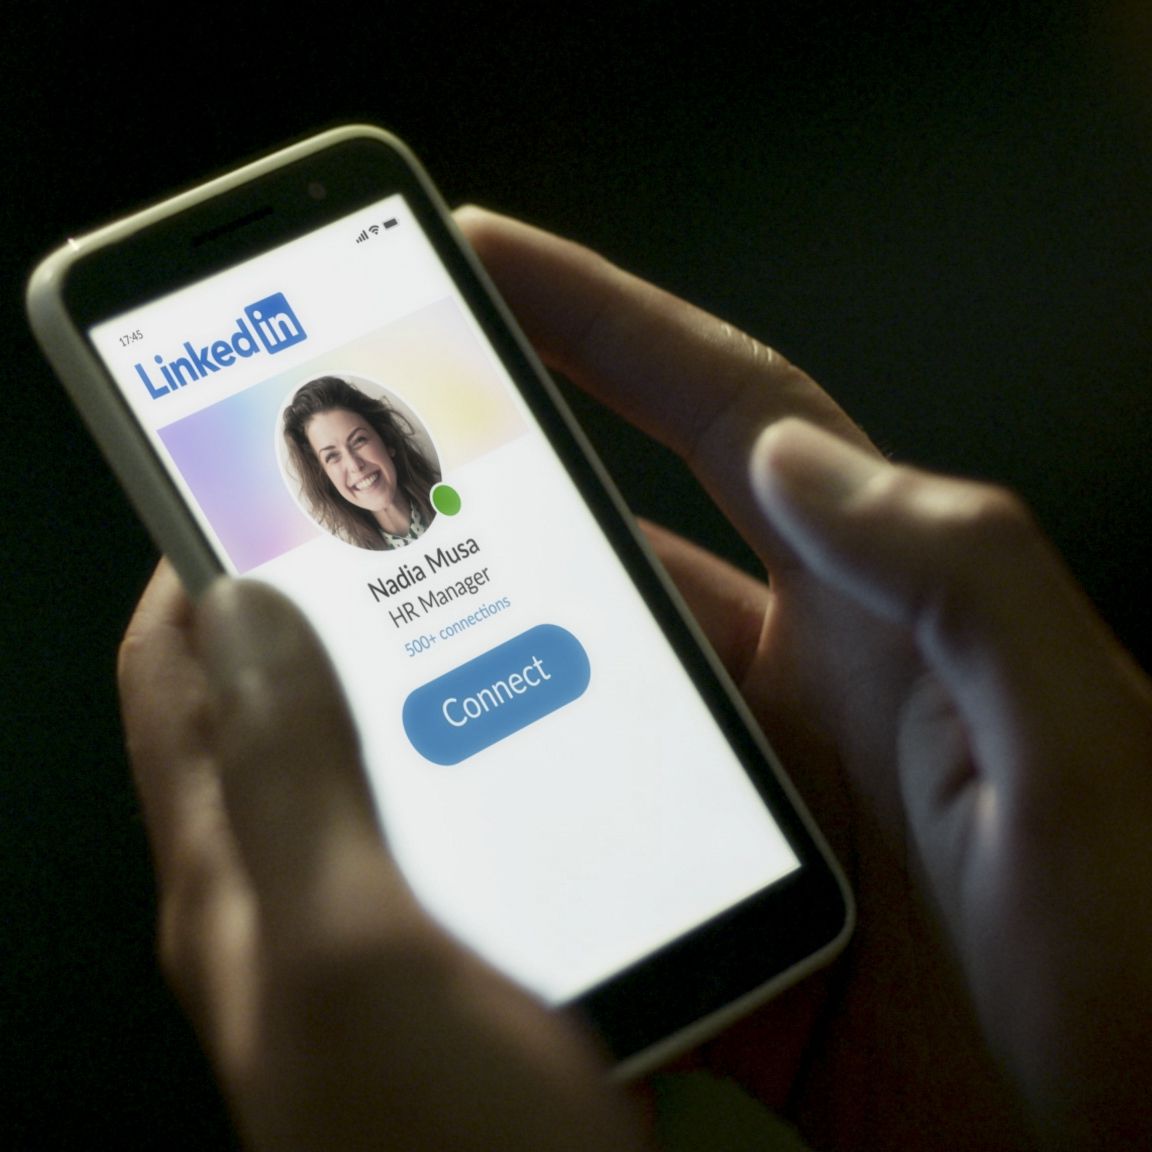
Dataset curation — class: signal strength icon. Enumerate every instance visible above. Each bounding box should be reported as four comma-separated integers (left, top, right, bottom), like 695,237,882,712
355,219,399,245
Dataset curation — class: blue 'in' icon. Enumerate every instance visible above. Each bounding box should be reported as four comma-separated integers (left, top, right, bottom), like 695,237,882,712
245,293,307,354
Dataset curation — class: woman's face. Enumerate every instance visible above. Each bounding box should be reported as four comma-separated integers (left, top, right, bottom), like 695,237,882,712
306,407,400,517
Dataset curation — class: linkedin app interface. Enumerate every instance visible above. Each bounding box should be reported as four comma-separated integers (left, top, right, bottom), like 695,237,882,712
90,198,799,1001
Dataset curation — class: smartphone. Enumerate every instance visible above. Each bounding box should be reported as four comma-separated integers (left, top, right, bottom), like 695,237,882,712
27,124,852,1075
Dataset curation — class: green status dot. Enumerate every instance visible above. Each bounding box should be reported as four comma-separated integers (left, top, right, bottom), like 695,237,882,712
432,484,462,516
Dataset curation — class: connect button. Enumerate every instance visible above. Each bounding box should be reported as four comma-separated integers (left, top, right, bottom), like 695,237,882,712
403,625,591,765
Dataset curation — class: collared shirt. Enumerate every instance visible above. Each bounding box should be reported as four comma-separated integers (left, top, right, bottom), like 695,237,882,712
380,502,427,549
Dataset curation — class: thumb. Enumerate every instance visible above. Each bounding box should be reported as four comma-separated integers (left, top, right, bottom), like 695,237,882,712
748,418,1145,794
195,579,419,949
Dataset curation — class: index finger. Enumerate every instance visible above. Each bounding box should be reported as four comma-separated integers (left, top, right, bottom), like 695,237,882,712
456,207,874,548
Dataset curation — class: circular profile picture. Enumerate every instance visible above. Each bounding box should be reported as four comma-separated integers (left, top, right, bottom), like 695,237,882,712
279,374,442,550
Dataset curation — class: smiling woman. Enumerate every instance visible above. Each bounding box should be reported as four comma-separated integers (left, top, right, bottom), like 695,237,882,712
282,375,442,550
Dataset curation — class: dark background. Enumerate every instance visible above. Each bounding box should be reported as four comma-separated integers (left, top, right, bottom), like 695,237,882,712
3,3,1151,1146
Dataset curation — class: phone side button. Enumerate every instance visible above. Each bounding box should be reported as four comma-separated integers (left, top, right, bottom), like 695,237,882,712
402,625,591,766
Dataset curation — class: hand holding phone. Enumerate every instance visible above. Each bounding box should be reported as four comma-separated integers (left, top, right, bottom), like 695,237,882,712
37,132,1152,1152
452,213,1152,1151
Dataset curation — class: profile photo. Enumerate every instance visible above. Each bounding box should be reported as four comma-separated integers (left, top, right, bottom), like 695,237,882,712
281,375,442,550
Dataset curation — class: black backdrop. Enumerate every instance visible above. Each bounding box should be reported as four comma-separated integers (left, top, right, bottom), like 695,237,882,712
4,3,1152,1146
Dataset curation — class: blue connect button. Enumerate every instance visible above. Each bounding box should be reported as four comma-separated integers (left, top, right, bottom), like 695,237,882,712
403,625,591,766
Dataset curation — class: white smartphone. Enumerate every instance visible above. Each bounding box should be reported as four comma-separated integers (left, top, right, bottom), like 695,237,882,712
27,124,852,1075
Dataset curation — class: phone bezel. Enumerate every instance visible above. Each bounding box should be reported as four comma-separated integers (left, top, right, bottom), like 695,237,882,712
28,125,853,1073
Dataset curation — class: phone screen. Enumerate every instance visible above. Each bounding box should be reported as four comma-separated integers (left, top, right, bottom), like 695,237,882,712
85,189,800,1003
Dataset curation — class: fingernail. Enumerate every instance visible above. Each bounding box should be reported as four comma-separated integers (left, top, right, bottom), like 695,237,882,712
750,418,882,522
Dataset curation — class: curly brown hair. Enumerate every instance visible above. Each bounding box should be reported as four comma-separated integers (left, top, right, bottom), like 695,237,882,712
283,376,440,550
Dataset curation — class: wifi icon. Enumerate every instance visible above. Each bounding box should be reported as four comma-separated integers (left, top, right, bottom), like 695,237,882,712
369,224,381,236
